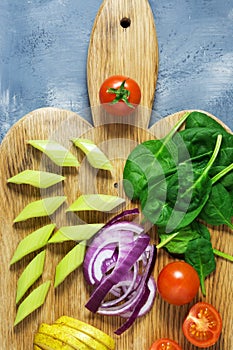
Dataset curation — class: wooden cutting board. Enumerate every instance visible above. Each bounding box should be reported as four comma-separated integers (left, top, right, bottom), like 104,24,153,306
0,1,232,349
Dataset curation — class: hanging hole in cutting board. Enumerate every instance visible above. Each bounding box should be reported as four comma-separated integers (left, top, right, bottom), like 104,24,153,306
120,17,131,29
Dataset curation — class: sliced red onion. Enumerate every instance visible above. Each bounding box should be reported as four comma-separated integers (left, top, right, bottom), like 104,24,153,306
97,245,156,317
105,208,139,226
85,233,150,313
119,276,156,318
83,211,157,334
114,246,157,335
114,284,150,336
83,221,143,285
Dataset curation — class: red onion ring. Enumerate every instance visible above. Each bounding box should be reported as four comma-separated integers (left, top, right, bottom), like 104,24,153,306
83,210,157,335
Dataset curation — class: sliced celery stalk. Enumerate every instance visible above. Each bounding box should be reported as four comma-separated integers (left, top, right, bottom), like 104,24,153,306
28,140,79,167
13,196,67,223
54,241,86,288
66,194,125,212
7,170,65,188
48,224,104,243
72,138,113,171
16,250,46,304
10,224,55,265
14,280,51,326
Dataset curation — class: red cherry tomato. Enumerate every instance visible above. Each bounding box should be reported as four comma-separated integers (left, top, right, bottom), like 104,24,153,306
150,338,182,350
99,75,141,116
157,261,200,305
182,302,222,348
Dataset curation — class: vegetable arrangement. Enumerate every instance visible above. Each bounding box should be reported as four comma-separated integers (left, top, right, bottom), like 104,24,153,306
7,109,233,349
9,136,157,336
123,111,233,295
9,138,127,326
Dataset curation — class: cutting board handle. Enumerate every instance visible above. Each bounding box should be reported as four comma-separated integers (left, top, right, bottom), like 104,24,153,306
87,0,159,128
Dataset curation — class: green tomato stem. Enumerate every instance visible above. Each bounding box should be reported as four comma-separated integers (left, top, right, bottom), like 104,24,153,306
107,80,134,108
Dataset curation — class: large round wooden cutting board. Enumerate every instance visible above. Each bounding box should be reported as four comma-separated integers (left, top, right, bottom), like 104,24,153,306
0,1,232,349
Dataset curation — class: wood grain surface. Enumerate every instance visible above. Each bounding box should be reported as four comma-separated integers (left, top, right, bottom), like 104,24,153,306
0,0,232,349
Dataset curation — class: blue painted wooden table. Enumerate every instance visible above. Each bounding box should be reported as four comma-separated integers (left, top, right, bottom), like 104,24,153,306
0,0,232,141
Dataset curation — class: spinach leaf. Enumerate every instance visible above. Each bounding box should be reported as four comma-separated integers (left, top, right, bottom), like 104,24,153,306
177,127,233,165
185,237,216,296
157,221,210,255
123,112,190,200
209,165,233,190
199,182,233,229
123,139,177,200
185,111,228,132
141,135,222,232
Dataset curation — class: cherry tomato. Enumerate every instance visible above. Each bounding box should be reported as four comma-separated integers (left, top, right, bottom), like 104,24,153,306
182,302,222,348
157,261,200,305
150,338,182,350
99,75,141,116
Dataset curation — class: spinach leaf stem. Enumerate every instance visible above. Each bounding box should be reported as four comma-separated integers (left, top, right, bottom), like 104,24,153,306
211,163,233,185
213,248,233,262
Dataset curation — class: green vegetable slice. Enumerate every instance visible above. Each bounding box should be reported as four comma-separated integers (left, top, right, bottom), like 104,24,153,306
67,194,125,212
16,250,46,304
27,140,80,167
72,138,113,171
14,280,51,326
7,170,65,188
49,224,105,243
13,196,67,223
10,224,55,265
54,241,86,288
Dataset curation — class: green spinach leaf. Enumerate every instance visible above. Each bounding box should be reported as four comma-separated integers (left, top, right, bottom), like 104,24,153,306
185,111,228,132
177,127,233,165
199,182,233,229
141,135,222,232
157,221,210,255
123,112,190,200
184,237,216,296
